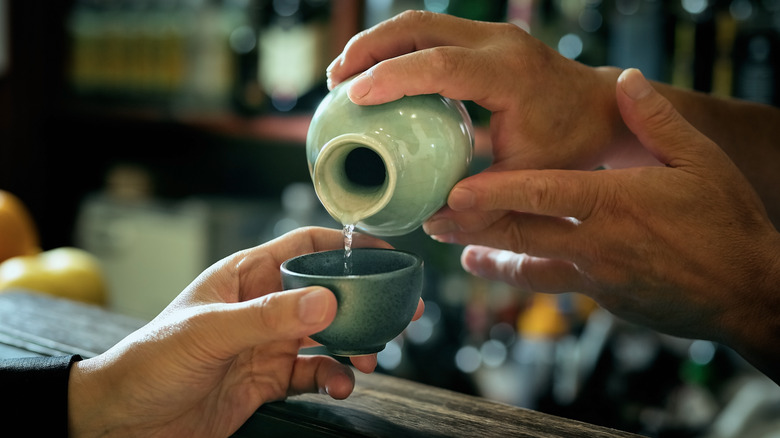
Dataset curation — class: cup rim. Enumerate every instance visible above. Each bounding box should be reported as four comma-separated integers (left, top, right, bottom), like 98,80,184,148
280,247,422,279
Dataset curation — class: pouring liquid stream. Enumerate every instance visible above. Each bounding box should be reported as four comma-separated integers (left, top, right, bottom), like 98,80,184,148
343,223,355,275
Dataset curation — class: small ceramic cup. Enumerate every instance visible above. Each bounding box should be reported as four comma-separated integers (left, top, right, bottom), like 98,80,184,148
280,248,423,356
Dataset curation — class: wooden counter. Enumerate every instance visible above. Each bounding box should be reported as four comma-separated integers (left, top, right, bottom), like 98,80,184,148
0,291,643,437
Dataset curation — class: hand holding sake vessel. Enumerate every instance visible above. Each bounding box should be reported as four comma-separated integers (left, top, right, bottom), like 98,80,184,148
306,76,474,236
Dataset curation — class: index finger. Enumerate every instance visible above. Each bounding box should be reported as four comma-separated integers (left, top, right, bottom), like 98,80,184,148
449,170,601,220
328,10,500,86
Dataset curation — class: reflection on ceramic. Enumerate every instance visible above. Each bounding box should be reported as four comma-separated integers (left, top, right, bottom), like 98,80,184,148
280,248,423,356
306,76,474,236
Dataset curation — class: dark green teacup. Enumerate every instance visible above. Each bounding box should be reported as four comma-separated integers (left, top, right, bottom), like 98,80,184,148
280,248,423,356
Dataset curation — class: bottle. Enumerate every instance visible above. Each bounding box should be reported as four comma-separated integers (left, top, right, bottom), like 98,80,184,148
227,0,266,115
258,0,330,113
306,76,474,236
731,0,780,105
607,0,670,81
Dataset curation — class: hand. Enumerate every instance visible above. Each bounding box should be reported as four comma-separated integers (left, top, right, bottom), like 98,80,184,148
425,69,780,383
327,10,650,172
68,227,425,437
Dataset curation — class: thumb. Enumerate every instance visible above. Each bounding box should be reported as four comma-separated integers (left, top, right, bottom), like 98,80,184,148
616,68,714,167
195,287,338,357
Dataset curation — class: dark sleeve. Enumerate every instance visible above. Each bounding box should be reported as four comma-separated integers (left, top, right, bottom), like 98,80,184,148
0,355,83,437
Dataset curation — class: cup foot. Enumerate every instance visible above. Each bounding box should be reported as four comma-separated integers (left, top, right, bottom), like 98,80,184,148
326,344,386,357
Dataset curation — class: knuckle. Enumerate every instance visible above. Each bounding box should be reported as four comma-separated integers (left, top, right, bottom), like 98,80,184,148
522,175,556,213
425,47,460,78
395,9,435,25
255,293,285,331
507,226,529,258
494,21,529,39
515,255,539,291
646,101,677,127
493,215,529,255
641,95,686,138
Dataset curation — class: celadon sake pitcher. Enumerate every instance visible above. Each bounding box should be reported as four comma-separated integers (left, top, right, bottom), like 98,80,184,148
306,76,474,236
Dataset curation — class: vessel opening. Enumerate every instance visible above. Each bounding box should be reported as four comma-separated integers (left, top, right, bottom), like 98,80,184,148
344,147,386,188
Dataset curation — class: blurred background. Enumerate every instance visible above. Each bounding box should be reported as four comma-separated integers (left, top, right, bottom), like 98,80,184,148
1,0,780,436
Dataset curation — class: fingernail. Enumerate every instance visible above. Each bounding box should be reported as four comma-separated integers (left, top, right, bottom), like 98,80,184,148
460,245,488,276
430,234,456,244
298,288,330,324
326,55,342,74
348,72,372,100
423,218,459,236
619,68,652,100
448,187,475,210
460,247,479,275
326,58,341,90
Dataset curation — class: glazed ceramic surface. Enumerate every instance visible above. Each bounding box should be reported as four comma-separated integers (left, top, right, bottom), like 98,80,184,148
280,248,423,356
306,76,474,236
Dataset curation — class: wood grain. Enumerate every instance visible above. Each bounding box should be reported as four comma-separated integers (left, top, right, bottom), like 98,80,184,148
0,290,643,437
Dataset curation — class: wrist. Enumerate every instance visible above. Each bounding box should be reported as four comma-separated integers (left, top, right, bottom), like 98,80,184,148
722,233,780,384
68,357,116,437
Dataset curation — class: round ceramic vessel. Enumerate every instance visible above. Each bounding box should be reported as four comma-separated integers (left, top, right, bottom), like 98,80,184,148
280,248,423,356
306,76,474,236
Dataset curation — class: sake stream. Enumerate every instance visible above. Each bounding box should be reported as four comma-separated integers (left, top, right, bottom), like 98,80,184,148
343,223,355,275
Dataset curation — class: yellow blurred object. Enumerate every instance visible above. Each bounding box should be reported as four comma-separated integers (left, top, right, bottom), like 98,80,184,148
574,293,600,320
516,294,569,339
0,190,41,263
0,247,107,305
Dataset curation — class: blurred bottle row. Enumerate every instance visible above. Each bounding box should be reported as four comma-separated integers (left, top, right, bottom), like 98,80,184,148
65,0,780,118
517,0,780,105
66,0,335,114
